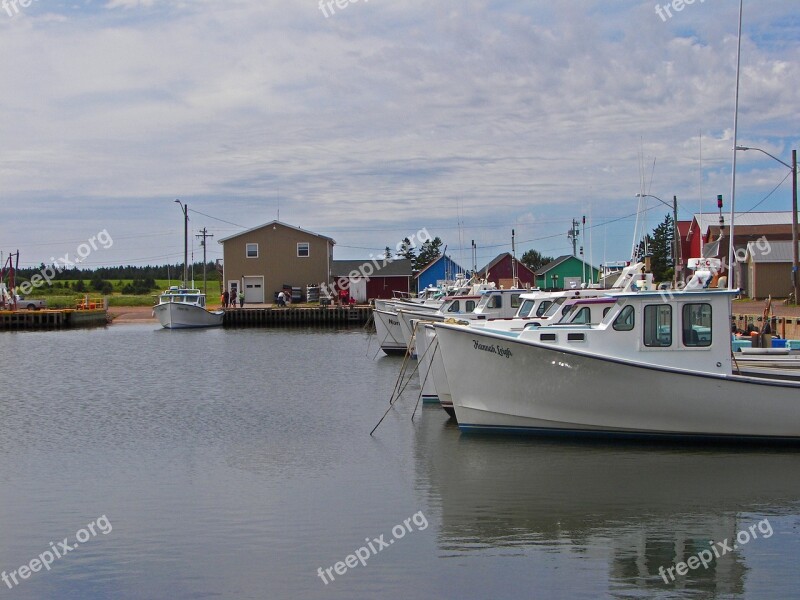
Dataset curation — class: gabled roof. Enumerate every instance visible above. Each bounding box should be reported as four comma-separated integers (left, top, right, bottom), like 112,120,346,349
535,255,598,276
746,240,800,263
332,259,413,277
218,220,336,244
414,254,466,279
478,252,536,277
692,212,794,236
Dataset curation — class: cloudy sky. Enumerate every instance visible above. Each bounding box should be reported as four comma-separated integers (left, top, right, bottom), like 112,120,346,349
1,0,798,272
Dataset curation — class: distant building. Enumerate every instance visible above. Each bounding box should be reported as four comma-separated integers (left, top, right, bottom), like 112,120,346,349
478,253,537,288
414,255,467,293
686,211,796,294
218,221,335,304
332,259,413,302
535,255,600,290
745,240,799,299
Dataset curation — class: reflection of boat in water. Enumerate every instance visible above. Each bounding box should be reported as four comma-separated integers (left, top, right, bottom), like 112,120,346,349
413,407,800,594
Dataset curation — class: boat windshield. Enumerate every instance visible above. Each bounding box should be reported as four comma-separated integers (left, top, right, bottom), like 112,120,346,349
542,297,567,318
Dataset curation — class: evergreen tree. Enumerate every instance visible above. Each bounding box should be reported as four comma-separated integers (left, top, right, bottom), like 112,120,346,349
520,249,554,272
398,238,416,262
414,237,443,271
636,213,674,282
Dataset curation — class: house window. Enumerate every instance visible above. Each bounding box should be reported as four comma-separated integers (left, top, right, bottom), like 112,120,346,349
683,303,712,347
297,242,310,258
644,304,672,347
246,243,258,258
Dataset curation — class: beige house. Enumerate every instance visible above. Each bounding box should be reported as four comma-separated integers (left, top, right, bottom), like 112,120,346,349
218,221,335,304
745,240,798,300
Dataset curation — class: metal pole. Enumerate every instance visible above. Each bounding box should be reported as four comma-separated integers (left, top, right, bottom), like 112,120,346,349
793,149,798,303
727,0,744,290
673,196,679,288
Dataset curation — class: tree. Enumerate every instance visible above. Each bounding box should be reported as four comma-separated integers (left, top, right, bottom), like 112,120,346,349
384,246,392,260
398,238,416,262
414,237,443,271
637,213,674,282
521,249,554,272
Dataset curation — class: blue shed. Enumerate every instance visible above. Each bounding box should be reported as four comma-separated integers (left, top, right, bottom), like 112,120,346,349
414,254,468,293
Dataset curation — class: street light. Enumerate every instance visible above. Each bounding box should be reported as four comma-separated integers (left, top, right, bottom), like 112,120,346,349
636,193,680,288
736,146,798,303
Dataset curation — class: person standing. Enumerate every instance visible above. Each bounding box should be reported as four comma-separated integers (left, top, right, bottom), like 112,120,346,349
230,288,237,308
222,289,229,308
238,289,245,308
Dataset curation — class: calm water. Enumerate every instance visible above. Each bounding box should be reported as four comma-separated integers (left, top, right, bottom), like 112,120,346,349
1,324,800,599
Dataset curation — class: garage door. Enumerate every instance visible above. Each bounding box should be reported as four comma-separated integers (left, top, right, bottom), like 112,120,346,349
243,276,264,303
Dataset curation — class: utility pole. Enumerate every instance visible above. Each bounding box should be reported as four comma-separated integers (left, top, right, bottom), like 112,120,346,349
196,227,214,296
568,219,580,257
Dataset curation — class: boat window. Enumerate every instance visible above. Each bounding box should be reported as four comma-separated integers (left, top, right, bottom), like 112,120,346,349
489,295,502,309
511,294,521,308
682,303,712,347
543,298,565,317
465,300,476,312
603,307,611,318
447,301,460,313
571,306,591,324
644,304,672,347
613,305,635,331
561,305,573,318
517,299,535,317
536,300,552,317
246,243,258,258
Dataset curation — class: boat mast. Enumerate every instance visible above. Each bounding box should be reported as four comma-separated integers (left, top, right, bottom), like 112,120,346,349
727,0,743,289
175,199,189,288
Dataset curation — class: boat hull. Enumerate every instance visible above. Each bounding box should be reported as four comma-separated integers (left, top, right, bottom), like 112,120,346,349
373,308,408,355
154,303,224,329
435,323,800,440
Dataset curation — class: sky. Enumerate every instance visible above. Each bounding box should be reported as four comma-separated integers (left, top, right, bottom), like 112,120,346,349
1,0,799,272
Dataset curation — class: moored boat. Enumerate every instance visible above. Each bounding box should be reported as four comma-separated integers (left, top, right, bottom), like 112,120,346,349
154,287,224,329
435,286,800,441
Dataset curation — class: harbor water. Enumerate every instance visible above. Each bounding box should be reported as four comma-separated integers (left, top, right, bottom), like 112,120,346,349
1,325,800,599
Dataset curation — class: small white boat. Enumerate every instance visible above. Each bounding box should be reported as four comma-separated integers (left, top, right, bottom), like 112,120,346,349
154,287,224,329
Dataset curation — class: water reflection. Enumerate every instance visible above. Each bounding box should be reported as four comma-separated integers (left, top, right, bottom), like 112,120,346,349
414,407,800,596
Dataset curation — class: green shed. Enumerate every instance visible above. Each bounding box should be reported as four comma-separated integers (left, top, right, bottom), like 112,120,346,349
535,255,600,290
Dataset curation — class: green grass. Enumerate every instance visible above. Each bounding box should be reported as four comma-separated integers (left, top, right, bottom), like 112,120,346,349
16,279,222,308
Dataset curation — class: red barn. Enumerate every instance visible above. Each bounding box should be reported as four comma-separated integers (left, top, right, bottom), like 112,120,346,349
332,259,413,302
478,253,537,288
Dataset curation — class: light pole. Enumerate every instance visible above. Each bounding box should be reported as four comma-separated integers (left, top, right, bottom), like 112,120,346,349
736,146,798,303
636,193,680,287
174,199,189,288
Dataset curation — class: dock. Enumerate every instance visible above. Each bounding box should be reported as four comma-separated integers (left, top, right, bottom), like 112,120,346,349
224,306,372,327
0,309,108,331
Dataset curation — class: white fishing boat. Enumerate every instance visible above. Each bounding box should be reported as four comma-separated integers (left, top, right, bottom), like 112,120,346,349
154,286,224,329
435,285,800,441
155,200,224,329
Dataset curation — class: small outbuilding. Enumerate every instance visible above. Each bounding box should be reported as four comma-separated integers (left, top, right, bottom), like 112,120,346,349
535,255,600,290
478,253,536,288
332,259,413,302
745,240,799,300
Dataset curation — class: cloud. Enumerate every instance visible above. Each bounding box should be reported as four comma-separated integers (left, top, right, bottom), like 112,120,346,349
1,1,798,266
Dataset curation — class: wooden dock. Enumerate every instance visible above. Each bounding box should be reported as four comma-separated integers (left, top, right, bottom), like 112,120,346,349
224,306,371,327
0,309,108,331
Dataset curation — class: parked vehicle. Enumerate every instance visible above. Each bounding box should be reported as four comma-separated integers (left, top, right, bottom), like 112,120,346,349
14,295,47,310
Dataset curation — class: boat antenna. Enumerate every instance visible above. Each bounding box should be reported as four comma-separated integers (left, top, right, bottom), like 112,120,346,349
699,130,704,257
727,0,744,290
